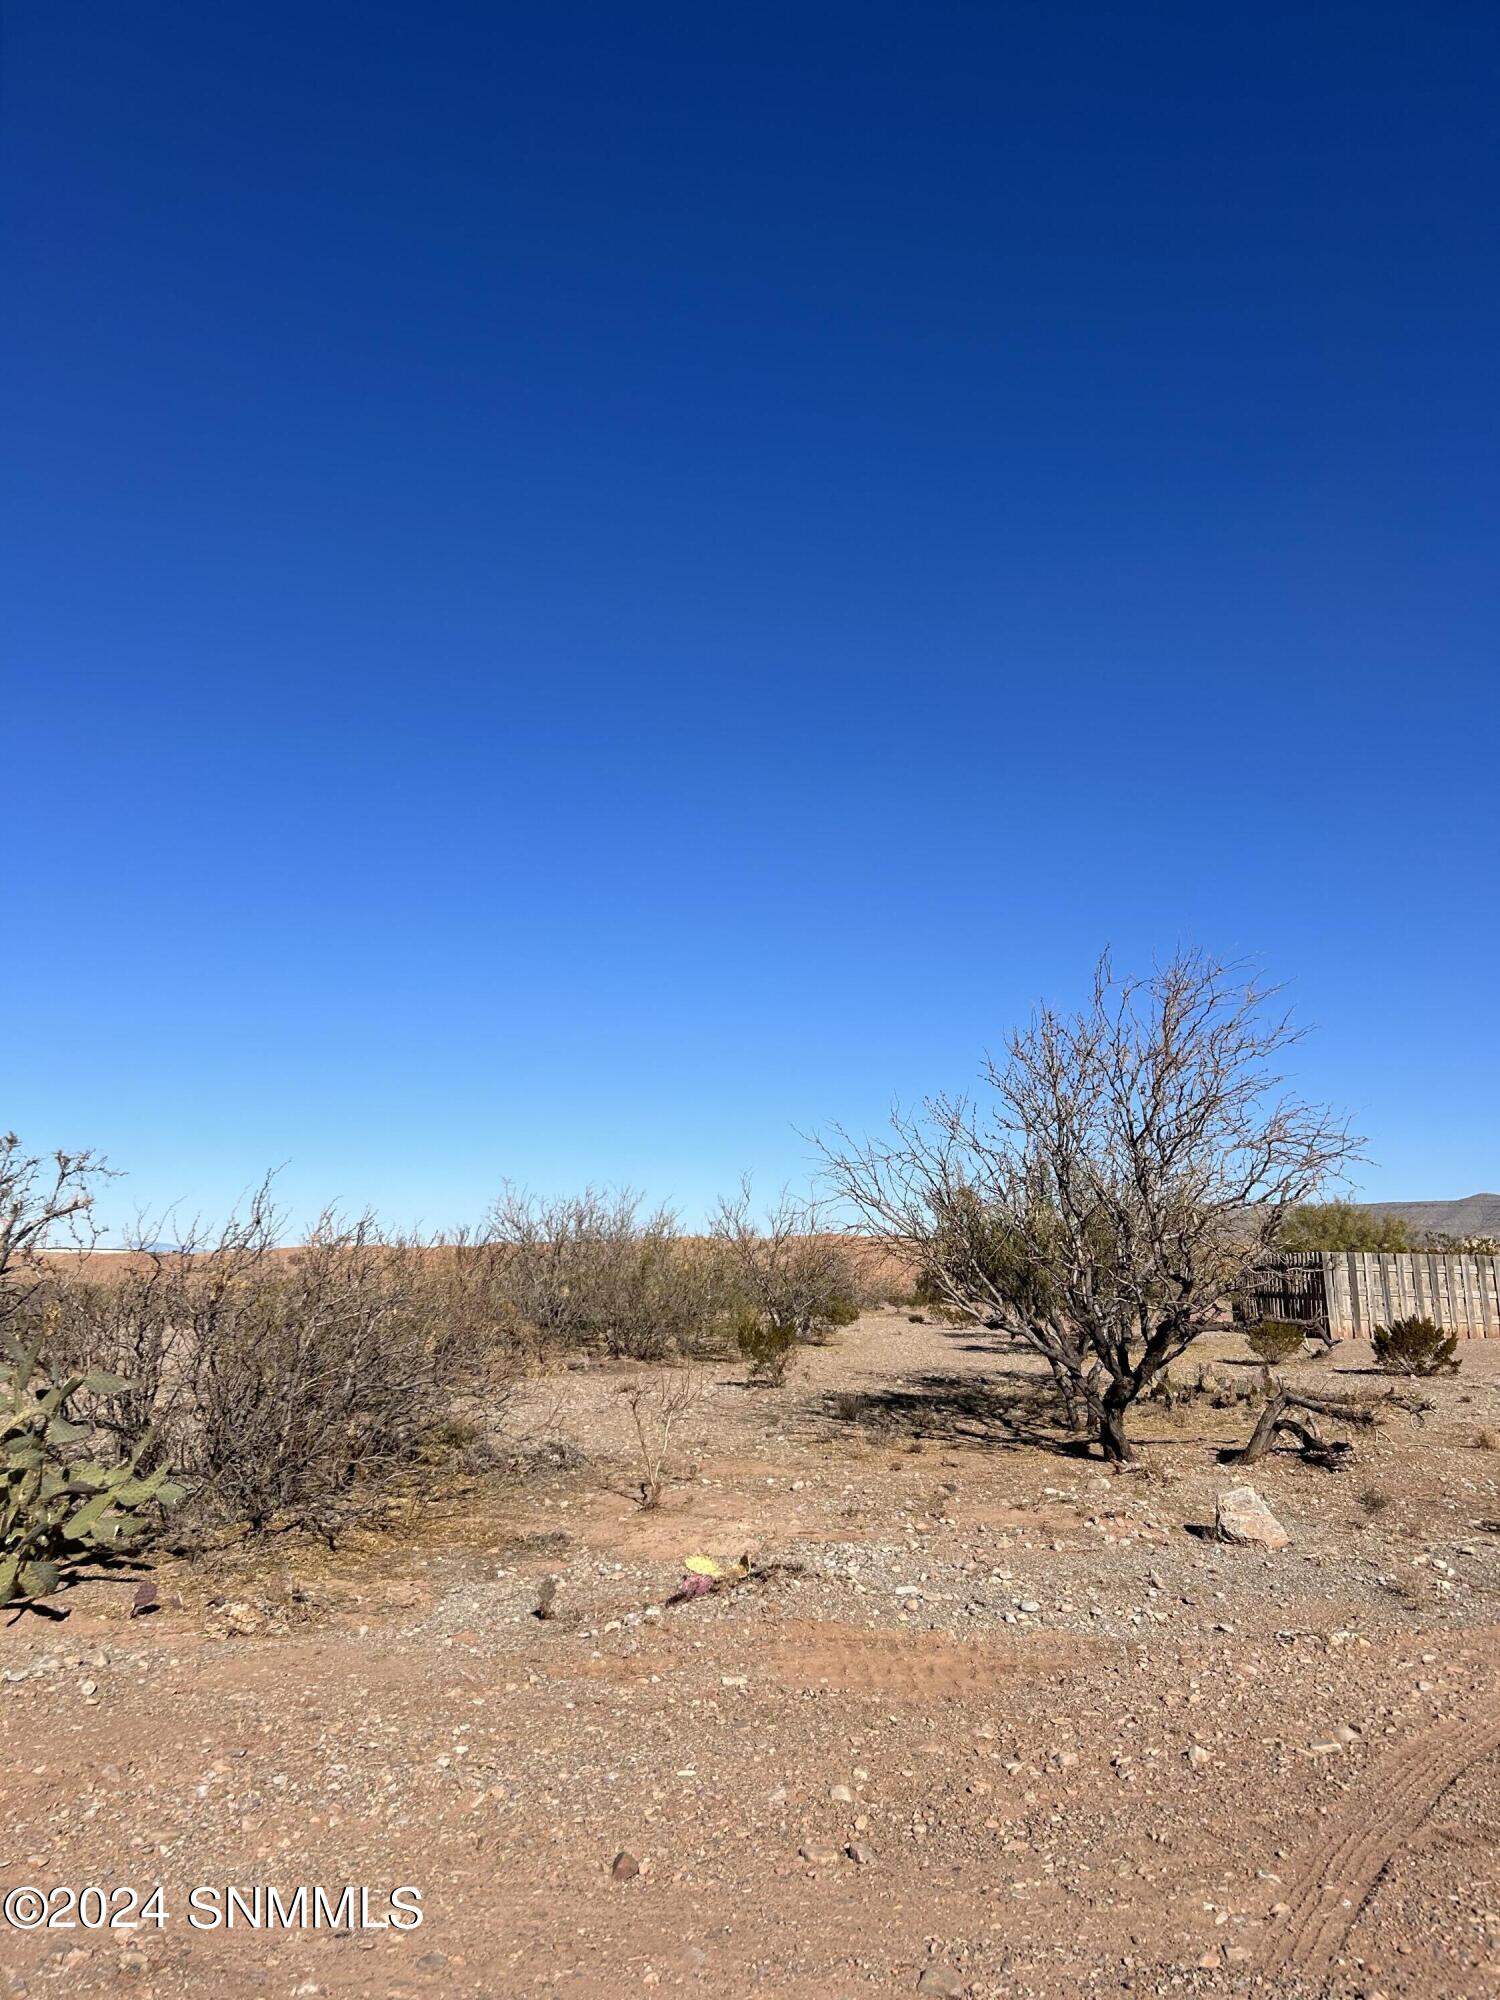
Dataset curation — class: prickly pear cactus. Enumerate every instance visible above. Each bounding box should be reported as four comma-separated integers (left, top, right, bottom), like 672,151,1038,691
0,1335,186,1605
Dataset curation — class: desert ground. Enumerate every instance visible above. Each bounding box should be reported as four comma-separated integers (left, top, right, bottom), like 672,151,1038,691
4,1310,1500,2000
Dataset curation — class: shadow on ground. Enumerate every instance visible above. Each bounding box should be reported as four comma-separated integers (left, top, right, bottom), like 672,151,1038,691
806,1363,1086,1456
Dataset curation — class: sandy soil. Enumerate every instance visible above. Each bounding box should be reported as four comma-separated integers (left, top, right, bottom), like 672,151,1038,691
4,1312,1500,1998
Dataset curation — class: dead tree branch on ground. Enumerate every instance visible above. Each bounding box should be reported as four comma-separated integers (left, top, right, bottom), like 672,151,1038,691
1226,1381,1429,1468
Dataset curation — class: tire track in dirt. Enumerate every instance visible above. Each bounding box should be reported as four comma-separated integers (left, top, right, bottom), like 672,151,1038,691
759,1620,1086,1698
1260,1683,1500,1977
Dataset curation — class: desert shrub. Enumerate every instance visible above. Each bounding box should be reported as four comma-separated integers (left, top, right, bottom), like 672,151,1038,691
1,1332,186,1604
823,1289,862,1331
1372,1316,1459,1377
0,1133,107,1334
23,1196,467,1542
486,1187,727,1360
1246,1319,1306,1368
40,1262,199,1453
619,1365,703,1507
416,1227,530,1399
5,1149,581,1544
912,1298,970,1326
733,1308,800,1387
712,1183,862,1359
185,1214,443,1538
30,1182,285,1460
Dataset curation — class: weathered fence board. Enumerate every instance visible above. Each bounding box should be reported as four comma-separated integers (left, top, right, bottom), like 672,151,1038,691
1247,1251,1500,1339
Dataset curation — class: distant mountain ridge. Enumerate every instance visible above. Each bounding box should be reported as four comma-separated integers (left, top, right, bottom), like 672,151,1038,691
1355,1193,1500,1240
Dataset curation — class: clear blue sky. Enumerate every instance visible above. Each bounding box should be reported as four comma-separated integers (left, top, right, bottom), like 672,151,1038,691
3,3,1497,1236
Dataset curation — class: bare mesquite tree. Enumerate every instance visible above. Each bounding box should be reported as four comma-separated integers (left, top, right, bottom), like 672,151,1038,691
818,952,1358,1462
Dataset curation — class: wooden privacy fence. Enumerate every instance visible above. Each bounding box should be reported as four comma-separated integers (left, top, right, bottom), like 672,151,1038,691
1246,1251,1500,1340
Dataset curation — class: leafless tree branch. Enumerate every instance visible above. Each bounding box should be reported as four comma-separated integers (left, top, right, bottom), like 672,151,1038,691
817,951,1361,1462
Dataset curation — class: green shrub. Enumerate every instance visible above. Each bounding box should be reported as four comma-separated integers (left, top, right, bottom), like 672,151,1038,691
711,1185,865,1354
734,1310,800,1387
1246,1319,1306,1367
818,1291,861,1334
1279,1202,1413,1252
1,1332,185,1605
1372,1316,1459,1377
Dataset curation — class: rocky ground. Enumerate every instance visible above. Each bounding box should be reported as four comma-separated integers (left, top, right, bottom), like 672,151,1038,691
4,1312,1500,1998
